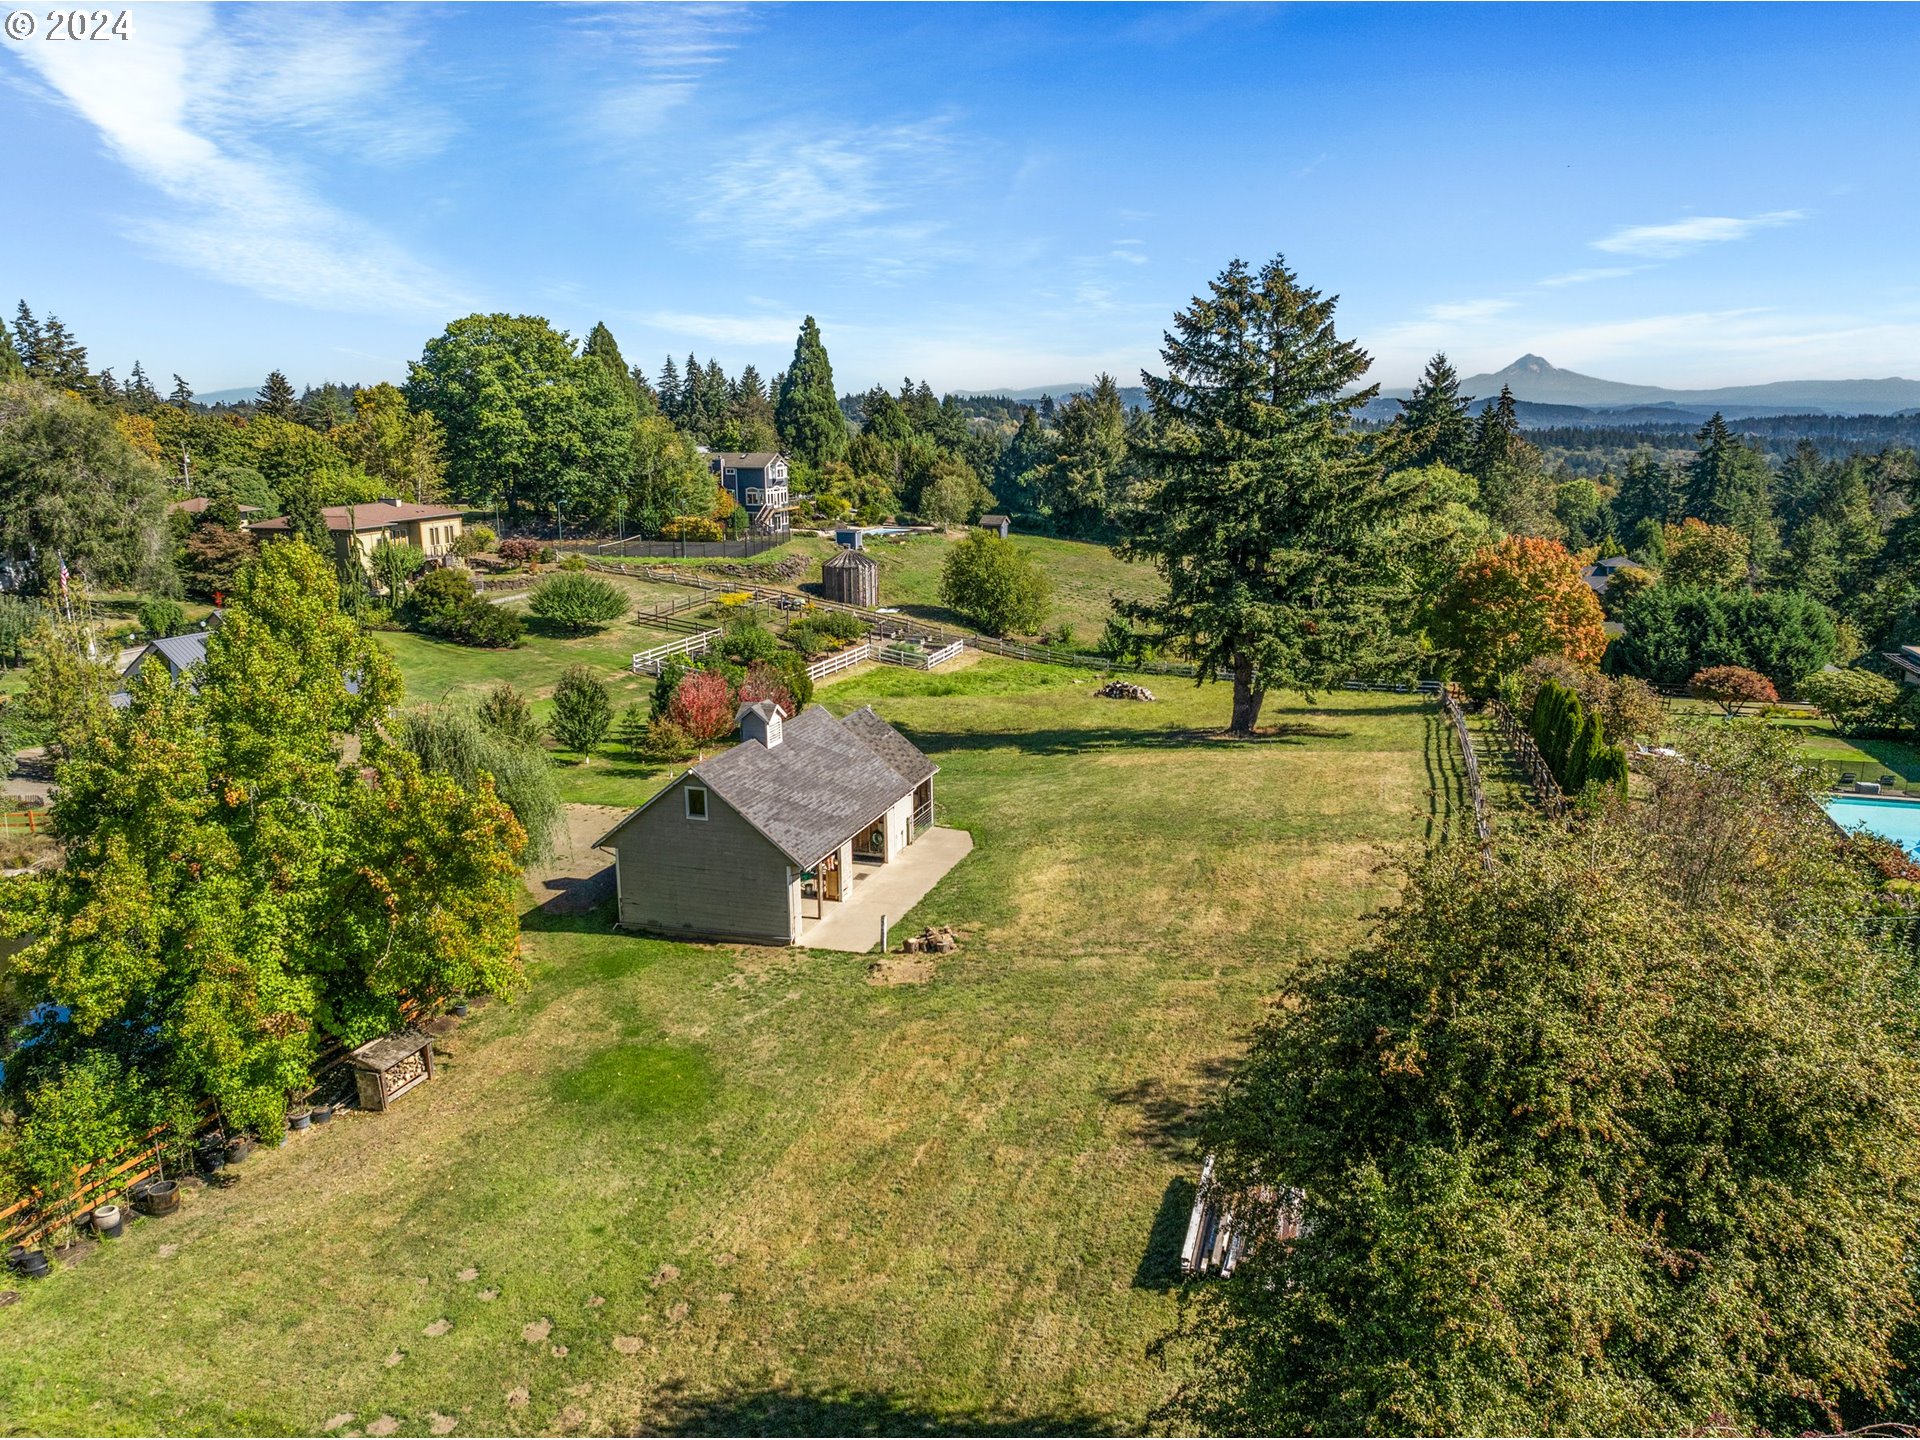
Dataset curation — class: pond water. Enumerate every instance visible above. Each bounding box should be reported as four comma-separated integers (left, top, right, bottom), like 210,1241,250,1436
1823,795,1920,859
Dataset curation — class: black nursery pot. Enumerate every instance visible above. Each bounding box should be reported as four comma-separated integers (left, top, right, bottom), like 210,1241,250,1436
225,1136,254,1163
310,1105,333,1125
287,1109,312,1132
452,1001,470,1017
198,1146,226,1174
16,1249,50,1278
5,1244,27,1273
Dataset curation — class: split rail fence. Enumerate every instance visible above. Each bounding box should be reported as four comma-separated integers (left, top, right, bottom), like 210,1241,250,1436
1489,698,1566,818
1439,685,1494,869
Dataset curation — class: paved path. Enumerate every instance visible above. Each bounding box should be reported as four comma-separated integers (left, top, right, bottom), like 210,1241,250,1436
796,827,974,954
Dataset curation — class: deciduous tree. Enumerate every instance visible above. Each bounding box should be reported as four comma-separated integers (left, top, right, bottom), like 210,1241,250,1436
940,531,1050,636
1429,536,1607,694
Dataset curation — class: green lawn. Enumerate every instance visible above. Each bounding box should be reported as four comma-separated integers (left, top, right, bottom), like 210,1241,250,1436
844,531,1159,650
1661,697,1920,794
0,669,1449,1435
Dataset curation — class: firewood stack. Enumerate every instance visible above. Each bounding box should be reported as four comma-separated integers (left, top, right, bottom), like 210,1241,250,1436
1096,680,1156,701
899,925,958,954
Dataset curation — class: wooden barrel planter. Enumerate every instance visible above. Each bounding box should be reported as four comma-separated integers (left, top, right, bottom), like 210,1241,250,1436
348,1030,436,1113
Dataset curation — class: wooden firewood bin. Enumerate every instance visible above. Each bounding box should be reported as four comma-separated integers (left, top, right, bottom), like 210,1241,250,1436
348,1029,436,1113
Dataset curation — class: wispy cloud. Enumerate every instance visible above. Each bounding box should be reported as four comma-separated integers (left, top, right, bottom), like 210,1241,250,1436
1538,266,1639,288
644,309,801,347
694,119,968,280
11,3,463,314
575,4,750,138
1426,298,1516,323
1592,210,1806,259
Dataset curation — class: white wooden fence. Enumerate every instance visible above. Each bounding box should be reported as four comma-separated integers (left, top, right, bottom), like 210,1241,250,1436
805,642,871,682
877,638,965,671
631,628,722,675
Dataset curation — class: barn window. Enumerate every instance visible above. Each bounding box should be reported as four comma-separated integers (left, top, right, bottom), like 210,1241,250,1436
685,785,708,820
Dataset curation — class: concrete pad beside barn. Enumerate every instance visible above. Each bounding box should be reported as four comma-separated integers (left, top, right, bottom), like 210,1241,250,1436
797,826,973,954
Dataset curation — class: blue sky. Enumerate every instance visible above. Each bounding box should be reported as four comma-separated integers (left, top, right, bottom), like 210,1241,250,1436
4,2,1918,396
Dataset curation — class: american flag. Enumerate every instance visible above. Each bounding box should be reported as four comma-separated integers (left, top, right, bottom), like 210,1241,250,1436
58,558,69,596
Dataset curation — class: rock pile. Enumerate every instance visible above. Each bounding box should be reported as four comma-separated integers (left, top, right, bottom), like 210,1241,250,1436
1097,680,1156,701
899,925,958,954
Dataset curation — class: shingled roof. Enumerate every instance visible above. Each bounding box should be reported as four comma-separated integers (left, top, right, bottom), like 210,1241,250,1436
598,705,937,868
839,706,936,787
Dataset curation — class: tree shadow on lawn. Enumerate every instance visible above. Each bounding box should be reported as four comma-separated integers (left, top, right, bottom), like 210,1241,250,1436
641,1381,1125,1437
891,722,1352,759
519,894,619,935
1105,1059,1238,1160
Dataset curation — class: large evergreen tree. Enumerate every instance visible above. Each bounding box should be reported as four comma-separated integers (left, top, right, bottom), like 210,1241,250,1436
1117,255,1423,735
1030,374,1130,536
1683,413,1776,560
1612,450,1682,534
168,374,195,409
1469,386,1558,535
775,316,848,466
257,369,299,420
1391,352,1474,470
12,301,45,373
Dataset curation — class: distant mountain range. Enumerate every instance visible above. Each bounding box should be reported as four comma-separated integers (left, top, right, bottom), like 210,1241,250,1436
1442,355,1920,418
972,358,1920,426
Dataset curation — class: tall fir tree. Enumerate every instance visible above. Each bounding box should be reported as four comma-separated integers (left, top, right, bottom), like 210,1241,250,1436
1612,450,1683,534
1469,385,1558,535
1684,412,1776,562
583,321,627,387
775,315,849,466
36,314,91,391
125,360,159,409
258,370,299,419
1391,352,1475,471
656,355,681,417
169,374,195,409
1116,255,1424,735
12,301,45,372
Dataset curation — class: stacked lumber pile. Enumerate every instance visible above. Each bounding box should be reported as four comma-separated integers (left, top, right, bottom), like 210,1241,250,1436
899,925,957,954
1096,680,1156,701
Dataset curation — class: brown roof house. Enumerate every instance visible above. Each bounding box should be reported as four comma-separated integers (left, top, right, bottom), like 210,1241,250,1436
596,702,971,949
253,500,466,576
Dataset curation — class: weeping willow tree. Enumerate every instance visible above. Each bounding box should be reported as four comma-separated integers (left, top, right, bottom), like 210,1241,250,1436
397,704,562,862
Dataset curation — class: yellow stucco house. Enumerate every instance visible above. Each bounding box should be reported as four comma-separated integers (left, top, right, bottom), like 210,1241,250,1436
252,501,466,570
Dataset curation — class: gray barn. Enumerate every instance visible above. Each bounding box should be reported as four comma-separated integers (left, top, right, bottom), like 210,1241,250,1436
821,547,879,607
597,702,938,945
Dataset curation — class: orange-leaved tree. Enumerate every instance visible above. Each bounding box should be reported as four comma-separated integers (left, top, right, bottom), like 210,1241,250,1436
1431,535,1607,695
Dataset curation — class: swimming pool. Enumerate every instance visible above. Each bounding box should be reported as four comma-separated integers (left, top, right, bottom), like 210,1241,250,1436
1822,795,1920,858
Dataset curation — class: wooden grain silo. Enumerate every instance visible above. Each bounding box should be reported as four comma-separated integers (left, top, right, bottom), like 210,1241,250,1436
821,547,879,608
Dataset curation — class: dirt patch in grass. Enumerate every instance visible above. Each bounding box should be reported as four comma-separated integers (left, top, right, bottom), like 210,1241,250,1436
523,803,630,914
867,955,937,986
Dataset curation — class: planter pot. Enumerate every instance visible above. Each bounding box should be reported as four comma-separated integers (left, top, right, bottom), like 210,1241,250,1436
137,1180,180,1217
225,1136,254,1163
287,1109,312,1132
92,1204,123,1239
16,1250,49,1279
5,1244,28,1273
452,1001,470,1017
198,1148,226,1174
310,1104,333,1126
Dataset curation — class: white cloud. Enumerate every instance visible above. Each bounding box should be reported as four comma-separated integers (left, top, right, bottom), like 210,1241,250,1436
1425,298,1516,323
694,119,968,280
576,4,750,138
1591,210,1807,259
12,4,463,315
1537,266,1639,288
645,310,801,347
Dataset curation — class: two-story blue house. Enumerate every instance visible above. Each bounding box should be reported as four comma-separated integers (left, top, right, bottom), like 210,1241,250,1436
708,452,791,534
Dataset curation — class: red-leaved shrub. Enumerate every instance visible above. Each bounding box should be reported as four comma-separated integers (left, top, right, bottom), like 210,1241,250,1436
739,661,795,719
667,669,735,743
